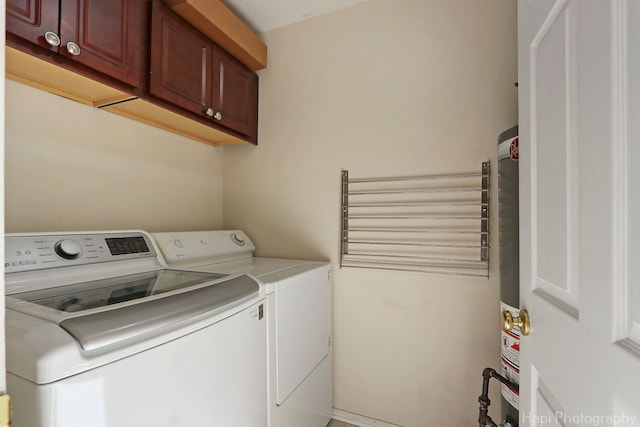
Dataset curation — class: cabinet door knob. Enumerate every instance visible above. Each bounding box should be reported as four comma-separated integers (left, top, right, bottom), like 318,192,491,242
214,112,222,120
205,107,214,117
66,41,81,56
44,31,61,47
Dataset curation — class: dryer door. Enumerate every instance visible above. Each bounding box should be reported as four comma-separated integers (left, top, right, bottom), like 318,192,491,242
273,265,331,405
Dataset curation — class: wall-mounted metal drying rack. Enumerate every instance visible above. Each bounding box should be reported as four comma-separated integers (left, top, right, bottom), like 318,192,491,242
340,162,490,278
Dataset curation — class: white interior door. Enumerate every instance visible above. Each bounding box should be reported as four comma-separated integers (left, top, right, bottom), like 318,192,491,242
518,0,640,426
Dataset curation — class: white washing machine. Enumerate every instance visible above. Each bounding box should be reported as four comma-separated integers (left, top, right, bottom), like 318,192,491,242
152,230,333,427
5,231,267,427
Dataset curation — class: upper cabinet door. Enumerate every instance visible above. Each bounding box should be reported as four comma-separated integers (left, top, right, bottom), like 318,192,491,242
149,0,212,117
212,46,258,140
59,0,146,87
6,0,60,51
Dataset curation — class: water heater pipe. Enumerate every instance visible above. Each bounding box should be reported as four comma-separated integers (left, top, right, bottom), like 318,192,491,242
478,368,519,427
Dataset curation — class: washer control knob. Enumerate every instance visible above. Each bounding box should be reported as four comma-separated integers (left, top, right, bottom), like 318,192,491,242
54,239,83,260
174,239,184,248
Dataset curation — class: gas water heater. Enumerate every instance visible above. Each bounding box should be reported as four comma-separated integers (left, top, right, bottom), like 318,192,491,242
477,126,520,427
497,126,520,426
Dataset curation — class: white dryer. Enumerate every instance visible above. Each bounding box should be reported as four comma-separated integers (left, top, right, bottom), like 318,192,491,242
153,230,333,427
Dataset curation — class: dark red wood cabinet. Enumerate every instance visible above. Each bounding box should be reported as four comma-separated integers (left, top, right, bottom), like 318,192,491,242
150,0,258,142
7,0,146,88
149,0,212,117
6,0,259,144
213,45,258,140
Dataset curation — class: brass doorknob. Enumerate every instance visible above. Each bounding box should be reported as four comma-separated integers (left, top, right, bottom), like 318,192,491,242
501,309,530,336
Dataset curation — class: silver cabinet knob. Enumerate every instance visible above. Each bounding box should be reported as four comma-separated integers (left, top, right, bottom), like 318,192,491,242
205,107,214,117
44,31,61,47
66,41,81,56
214,112,222,120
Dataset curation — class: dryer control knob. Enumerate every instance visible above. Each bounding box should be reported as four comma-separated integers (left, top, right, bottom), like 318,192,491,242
54,239,83,260
231,234,245,246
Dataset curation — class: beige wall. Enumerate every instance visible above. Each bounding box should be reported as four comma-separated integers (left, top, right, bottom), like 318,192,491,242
223,1,517,426
5,80,224,232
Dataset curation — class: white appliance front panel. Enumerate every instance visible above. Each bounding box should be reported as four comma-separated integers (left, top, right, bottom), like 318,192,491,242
8,301,267,427
267,265,331,405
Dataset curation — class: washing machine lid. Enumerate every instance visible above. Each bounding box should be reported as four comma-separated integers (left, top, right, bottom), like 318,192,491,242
10,269,227,313
8,272,258,352
6,273,263,384
59,274,258,351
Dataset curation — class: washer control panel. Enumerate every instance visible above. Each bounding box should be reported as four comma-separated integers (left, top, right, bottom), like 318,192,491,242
5,232,157,273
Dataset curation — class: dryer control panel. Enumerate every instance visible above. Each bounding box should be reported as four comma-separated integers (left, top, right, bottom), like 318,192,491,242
153,230,256,266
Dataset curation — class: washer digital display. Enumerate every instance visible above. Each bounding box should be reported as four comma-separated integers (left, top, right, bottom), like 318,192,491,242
106,236,150,255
